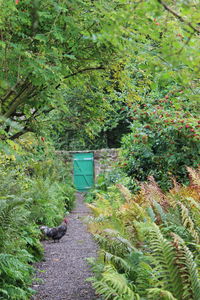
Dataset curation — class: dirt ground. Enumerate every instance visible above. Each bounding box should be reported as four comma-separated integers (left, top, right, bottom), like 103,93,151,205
32,192,99,300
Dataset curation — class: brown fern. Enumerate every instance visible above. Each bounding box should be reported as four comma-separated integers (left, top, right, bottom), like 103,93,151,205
187,166,200,194
116,184,132,202
171,177,181,193
141,176,169,210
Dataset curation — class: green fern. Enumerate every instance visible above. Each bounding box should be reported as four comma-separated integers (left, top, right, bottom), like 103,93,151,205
0,253,33,299
171,233,200,300
0,253,33,281
103,251,134,274
146,207,156,222
147,224,183,299
90,278,122,300
86,257,105,279
0,197,27,228
0,145,74,299
86,169,200,299
147,288,178,300
0,285,33,300
94,229,136,258
90,265,140,300
0,197,29,252
152,200,167,223
178,202,200,244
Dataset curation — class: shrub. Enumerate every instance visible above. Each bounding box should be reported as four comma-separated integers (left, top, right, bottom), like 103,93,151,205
0,137,75,298
87,168,200,300
120,116,200,191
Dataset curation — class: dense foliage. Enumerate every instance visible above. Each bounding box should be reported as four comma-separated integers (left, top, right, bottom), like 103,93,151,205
0,0,136,143
1,0,199,149
120,96,200,190
86,168,200,300
0,136,75,299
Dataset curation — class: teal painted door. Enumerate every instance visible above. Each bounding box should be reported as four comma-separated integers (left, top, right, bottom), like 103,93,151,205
73,153,94,191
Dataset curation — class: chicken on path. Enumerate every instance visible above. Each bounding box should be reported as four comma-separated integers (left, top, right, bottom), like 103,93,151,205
40,218,68,243
33,193,98,300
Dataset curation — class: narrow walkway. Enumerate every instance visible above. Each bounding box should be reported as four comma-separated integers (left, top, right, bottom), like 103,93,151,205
33,193,98,300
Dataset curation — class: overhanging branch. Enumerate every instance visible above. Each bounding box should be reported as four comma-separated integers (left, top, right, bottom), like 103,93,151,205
157,0,200,34
56,66,105,89
9,127,34,140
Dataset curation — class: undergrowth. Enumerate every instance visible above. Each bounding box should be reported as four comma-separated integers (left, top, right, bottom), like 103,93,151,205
0,136,75,299
86,167,200,300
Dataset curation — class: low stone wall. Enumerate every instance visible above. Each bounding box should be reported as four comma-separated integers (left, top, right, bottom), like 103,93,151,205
56,148,119,178
93,148,119,178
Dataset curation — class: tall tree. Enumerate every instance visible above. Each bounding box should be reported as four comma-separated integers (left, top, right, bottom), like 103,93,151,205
0,0,199,143
0,0,132,139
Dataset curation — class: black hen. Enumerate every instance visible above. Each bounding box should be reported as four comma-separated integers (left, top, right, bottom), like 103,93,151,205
40,218,68,242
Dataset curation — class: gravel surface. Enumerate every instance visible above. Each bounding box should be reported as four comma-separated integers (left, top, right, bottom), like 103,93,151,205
32,193,99,300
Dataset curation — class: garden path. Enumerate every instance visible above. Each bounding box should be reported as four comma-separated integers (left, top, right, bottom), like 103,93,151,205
32,192,98,300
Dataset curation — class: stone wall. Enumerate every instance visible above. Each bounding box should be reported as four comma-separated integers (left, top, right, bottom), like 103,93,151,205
93,149,119,178
56,148,119,179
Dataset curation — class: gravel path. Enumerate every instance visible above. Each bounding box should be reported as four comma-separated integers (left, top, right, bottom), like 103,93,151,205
32,193,98,300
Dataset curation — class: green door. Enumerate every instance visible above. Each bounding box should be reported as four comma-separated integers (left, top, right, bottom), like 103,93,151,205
73,153,94,191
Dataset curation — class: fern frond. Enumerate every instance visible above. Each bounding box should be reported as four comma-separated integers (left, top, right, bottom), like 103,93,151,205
186,167,200,188
0,197,28,252
152,200,167,224
0,253,33,299
0,285,28,300
94,230,135,258
90,278,119,300
184,197,200,228
171,177,181,193
86,257,105,278
0,197,26,229
167,193,179,209
91,265,140,300
0,253,32,282
86,203,105,216
116,184,132,202
146,207,156,222
135,260,156,296
103,229,136,252
141,176,167,205
103,251,133,274
172,233,200,300
84,214,107,224
147,224,183,299
178,202,200,243
147,288,178,300
118,200,148,222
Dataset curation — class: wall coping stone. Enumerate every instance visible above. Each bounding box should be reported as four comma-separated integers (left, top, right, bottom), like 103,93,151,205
56,148,119,154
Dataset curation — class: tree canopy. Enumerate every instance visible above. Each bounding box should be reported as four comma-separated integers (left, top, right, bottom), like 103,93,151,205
1,0,199,145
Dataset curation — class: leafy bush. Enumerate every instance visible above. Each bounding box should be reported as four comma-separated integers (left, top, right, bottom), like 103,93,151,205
0,137,75,299
87,168,200,300
85,169,134,204
120,101,200,190
0,252,34,300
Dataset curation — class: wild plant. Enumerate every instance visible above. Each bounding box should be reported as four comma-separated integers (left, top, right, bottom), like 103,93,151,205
0,138,75,299
87,168,200,300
